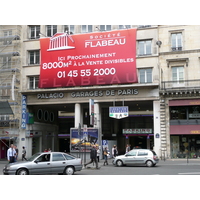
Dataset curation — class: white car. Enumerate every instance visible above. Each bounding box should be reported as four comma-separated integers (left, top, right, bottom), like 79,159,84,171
113,149,159,167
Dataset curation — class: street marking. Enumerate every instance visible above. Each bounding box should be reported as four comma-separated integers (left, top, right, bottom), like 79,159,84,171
178,172,200,175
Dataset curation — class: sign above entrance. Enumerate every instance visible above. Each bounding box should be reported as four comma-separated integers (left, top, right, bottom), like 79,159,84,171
123,129,152,134
109,106,129,119
39,29,137,88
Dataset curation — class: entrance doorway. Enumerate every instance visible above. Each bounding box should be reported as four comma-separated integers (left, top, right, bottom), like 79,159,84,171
129,136,147,149
59,138,70,153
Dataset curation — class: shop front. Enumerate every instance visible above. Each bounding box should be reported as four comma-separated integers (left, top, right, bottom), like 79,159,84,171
169,99,200,158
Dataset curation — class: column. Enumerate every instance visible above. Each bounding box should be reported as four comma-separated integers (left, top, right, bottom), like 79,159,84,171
75,103,81,128
153,100,161,158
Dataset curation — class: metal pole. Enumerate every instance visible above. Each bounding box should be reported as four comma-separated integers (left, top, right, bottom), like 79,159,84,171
78,123,81,158
84,138,86,164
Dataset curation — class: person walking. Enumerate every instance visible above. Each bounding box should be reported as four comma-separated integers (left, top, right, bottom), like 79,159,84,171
125,144,130,153
103,147,108,166
7,144,16,163
84,145,99,169
96,146,100,162
22,146,27,161
14,145,18,162
112,145,118,158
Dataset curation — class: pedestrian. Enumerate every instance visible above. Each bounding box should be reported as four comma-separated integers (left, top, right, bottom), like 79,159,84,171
112,145,118,158
7,144,16,163
96,146,100,162
14,145,18,162
126,144,130,153
84,145,99,169
22,146,27,161
48,148,51,152
103,147,108,165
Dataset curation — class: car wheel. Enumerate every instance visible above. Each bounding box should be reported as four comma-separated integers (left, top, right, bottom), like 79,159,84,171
64,166,74,175
116,160,123,167
16,168,28,175
146,160,153,167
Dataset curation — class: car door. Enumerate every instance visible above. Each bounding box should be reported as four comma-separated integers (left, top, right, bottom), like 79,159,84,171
135,150,148,164
31,153,51,174
123,150,137,165
51,153,66,174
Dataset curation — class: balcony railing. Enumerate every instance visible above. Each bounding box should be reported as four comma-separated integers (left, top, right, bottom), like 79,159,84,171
160,79,200,92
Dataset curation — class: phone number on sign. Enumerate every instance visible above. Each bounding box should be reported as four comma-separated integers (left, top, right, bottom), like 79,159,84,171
57,68,116,78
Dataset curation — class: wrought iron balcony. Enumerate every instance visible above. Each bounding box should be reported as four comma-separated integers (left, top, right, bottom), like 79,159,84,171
160,79,200,94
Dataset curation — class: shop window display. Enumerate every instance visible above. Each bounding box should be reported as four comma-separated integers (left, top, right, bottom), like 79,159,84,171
171,135,200,159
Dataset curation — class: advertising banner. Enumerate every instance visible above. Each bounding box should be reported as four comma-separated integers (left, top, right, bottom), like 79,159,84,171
39,29,137,88
70,128,98,152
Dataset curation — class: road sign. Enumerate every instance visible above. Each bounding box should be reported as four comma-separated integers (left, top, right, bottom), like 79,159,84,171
109,106,129,119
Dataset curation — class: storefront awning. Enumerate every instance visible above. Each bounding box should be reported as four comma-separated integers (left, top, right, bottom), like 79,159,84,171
0,101,14,115
169,99,200,106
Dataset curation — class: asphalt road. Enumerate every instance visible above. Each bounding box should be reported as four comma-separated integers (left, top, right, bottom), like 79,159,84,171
1,158,200,175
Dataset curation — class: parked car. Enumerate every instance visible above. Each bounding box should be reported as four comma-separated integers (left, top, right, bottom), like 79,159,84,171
113,149,159,167
3,152,82,175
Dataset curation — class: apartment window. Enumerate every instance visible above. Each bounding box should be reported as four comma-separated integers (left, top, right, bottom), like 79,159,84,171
29,25,40,39
64,25,74,34
46,25,57,37
138,25,151,28
29,76,39,90
172,66,184,82
1,83,11,97
138,40,152,56
28,50,40,65
3,30,12,45
1,57,11,69
170,106,187,120
99,25,112,31
139,68,152,83
81,25,93,33
171,33,182,51
118,25,131,29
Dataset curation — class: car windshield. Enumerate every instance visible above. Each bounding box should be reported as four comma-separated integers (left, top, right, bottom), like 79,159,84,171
27,153,41,161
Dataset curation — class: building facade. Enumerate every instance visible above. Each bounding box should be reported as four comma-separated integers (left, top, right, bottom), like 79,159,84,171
159,25,200,159
0,25,21,158
1,25,199,160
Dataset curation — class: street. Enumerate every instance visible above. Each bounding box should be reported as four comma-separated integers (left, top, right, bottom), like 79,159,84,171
1,158,200,175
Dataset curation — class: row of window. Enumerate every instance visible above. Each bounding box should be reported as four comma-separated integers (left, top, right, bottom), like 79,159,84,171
0,65,185,92
27,67,152,90
1,36,183,68
29,25,138,39
170,106,200,120
29,25,182,51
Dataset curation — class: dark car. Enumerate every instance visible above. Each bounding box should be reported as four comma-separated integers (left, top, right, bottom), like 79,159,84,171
3,152,82,175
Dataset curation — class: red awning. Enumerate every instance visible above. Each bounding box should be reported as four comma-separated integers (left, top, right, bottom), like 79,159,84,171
169,99,200,106
170,125,200,135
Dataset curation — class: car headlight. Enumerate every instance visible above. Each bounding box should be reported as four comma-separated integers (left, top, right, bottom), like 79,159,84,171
4,166,11,170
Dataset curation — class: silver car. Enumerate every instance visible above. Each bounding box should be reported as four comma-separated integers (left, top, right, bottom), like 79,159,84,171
113,149,159,167
3,152,82,175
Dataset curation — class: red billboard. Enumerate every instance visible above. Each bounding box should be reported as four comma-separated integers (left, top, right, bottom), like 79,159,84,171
39,29,137,88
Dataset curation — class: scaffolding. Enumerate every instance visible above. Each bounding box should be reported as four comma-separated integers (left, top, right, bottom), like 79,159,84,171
0,25,22,144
